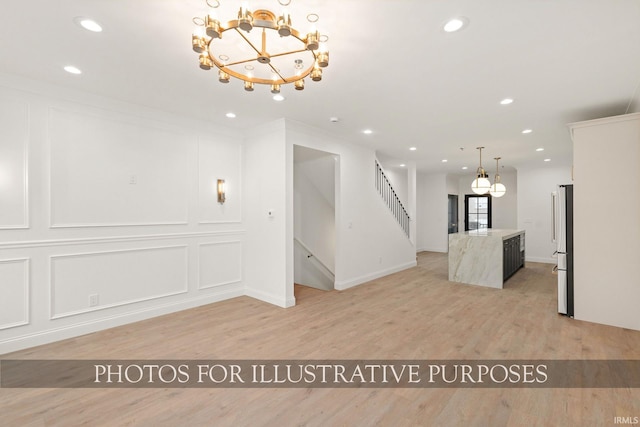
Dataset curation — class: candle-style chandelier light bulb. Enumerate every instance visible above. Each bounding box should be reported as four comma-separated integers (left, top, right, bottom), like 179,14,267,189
277,12,292,36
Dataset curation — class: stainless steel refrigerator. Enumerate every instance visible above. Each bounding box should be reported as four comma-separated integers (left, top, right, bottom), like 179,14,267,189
552,185,574,317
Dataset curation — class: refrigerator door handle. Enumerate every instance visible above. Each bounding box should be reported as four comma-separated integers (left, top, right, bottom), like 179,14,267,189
551,191,557,243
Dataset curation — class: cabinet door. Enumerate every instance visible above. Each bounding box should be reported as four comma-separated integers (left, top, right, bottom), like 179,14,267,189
503,241,508,279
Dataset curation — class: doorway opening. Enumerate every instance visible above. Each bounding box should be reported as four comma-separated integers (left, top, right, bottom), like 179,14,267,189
464,194,492,231
293,145,337,293
448,194,459,234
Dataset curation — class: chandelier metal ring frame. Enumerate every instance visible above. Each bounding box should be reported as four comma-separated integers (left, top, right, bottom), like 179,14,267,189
192,2,329,92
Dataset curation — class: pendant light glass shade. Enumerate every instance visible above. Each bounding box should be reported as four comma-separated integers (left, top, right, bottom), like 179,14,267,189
471,147,491,194
489,157,506,198
489,182,506,197
471,177,491,194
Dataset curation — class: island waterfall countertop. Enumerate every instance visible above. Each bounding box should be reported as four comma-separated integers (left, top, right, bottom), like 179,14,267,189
448,229,525,289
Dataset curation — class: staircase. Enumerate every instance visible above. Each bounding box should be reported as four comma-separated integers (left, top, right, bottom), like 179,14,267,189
375,160,410,238
294,238,335,291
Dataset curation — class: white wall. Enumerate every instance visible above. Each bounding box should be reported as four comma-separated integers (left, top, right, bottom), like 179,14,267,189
416,173,448,252
631,85,640,113
490,171,518,229
516,166,572,263
571,113,640,331
0,75,245,354
446,174,459,195
242,120,293,308
286,120,417,290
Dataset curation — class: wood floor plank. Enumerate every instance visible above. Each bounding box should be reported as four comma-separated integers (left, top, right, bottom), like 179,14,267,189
2,251,640,426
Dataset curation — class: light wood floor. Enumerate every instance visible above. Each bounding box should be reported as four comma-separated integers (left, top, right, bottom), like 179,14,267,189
2,252,640,426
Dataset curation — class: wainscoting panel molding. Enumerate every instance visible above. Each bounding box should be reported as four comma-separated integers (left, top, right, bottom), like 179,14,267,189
50,246,189,319
198,241,242,289
0,258,30,330
49,107,190,228
0,230,245,250
0,98,29,229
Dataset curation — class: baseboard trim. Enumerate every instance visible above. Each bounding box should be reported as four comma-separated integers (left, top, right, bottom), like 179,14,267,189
417,248,447,254
0,288,243,355
526,256,557,264
244,287,295,308
335,260,417,291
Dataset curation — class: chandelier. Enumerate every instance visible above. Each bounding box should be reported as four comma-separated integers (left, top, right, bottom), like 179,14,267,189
191,0,329,93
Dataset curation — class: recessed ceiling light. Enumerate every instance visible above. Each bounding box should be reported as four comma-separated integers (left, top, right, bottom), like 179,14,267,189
442,159,448,163
409,147,417,151
74,17,103,32
63,65,82,75
500,98,514,105
536,148,544,152
273,94,285,101
522,129,533,134
462,166,468,170
544,158,551,162
444,17,468,33
225,112,236,118
363,129,373,135
400,164,406,167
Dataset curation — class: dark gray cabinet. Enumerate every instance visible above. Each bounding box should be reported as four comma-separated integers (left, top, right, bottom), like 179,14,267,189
503,234,524,282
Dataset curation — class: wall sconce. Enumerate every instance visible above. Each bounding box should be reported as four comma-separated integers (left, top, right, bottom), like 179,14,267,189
217,179,226,204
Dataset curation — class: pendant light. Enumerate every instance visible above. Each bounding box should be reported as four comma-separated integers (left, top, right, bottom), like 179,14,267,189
489,157,506,198
471,147,491,194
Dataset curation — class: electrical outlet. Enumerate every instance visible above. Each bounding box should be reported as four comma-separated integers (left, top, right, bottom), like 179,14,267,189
89,294,99,307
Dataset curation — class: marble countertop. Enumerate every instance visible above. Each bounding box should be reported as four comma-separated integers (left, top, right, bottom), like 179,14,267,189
452,229,525,240
448,229,526,288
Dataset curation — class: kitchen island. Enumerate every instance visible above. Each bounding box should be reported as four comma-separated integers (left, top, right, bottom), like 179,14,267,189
448,229,525,289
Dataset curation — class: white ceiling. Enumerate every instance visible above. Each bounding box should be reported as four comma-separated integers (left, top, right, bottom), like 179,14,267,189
2,0,639,173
